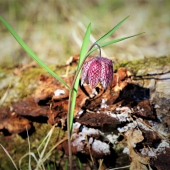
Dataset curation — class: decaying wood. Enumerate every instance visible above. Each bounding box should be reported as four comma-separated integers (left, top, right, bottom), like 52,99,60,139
1,61,170,169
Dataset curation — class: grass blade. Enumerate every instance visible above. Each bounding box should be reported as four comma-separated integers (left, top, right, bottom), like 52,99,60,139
0,16,70,90
19,152,40,170
47,163,50,170
87,32,145,56
70,23,91,131
26,127,32,170
65,160,68,170
0,144,18,170
78,158,82,170
95,16,130,44
99,32,145,48
54,162,57,170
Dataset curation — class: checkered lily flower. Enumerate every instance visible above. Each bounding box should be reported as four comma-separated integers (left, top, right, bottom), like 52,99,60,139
81,57,113,89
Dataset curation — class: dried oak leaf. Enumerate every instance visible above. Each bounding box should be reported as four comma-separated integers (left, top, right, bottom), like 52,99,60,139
112,67,133,92
116,67,132,82
0,107,31,134
125,129,150,170
12,97,49,117
33,75,73,104
130,160,148,170
65,54,79,66
33,74,93,113
12,97,71,125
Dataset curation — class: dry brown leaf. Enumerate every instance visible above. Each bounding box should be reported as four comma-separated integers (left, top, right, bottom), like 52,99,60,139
125,129,150,170
0,108,31,134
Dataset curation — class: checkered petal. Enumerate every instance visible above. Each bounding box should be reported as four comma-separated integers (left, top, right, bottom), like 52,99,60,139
101,58,113,67
88,60,101,88
108,63,113,86
81,57,97,86
100,59,113,89
81,56,113,89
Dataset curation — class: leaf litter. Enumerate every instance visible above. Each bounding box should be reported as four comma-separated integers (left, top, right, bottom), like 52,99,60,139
0,56,170,169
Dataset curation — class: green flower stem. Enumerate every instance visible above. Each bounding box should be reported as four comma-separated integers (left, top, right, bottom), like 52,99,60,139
67,89,72,170
67,43,101,170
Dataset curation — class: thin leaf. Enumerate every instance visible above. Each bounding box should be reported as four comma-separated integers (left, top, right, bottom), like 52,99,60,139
0,16,70,90
47,163,50,170
87,32,145,56
54,162,57,170
0,144,18,170
26,127,32,170
70,23,91,131
65,160,68,170
78,158,82,170
19,152,40,170
95,15,130,44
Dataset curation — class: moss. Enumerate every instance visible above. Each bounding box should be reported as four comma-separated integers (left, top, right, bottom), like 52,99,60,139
114,147,130,168
114,55,170,73
0,123,65,170
0,63,74,107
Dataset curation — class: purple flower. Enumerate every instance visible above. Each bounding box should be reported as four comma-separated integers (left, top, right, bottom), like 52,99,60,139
81,57,113,89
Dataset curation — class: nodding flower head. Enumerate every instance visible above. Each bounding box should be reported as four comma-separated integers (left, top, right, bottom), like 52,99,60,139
81,57,113,89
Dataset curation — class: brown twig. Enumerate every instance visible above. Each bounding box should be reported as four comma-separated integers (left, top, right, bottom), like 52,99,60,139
129,114,142,134
133,115,166,140
85,134,94,164
98,159,104,170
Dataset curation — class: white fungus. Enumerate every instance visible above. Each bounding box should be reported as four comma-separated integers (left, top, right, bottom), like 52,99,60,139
101,99,107,103
71,123,110,155
106,111,117,118
88,137,93,145
92,89,98,96
140,139,170,156
82,126,100,136
73,122,81,132
101,99,108,109
76,110,84,119
78,132,86,141
135,119,152,131
54,89,65,96
117,123,136,133
118,126,128,133
158,140,169,148
148,121,168,136
123,147,129,154
92,139,110,154
107,134,118,144
154,104,160,108
72,137,84,152
106,110,130,122
116,112,130,122
133,143,136,148
101,104,108,109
